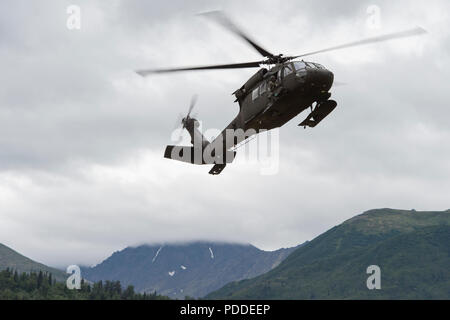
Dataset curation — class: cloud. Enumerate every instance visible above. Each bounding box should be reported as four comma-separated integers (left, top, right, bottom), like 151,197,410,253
0,0,449,267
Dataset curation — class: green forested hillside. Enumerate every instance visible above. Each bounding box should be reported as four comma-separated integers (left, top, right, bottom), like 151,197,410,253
207,209,450,299
0,269,169,300
0,244,67,282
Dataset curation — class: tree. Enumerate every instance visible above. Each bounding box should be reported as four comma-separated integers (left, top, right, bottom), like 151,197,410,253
122,285,135,300
0,269,168,300
37,271,44,289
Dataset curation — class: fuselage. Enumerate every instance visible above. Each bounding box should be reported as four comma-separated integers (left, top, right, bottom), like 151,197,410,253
243,60,334,130
218,61,334,147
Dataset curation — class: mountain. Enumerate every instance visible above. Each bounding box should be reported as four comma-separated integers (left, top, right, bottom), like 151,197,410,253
0,243,67,282
81,242,301,298
207,209,450,299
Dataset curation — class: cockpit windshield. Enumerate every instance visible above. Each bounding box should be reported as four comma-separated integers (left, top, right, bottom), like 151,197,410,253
293,61,326,70
313,63,325,69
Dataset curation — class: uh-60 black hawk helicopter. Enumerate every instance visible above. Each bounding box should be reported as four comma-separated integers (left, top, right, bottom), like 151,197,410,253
137,11,426,175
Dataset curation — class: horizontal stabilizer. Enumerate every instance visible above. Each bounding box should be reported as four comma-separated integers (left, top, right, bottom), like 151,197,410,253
164,145,236,165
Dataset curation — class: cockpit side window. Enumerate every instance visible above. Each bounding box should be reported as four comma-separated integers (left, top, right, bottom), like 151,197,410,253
293,62,307,70
283,65,293,77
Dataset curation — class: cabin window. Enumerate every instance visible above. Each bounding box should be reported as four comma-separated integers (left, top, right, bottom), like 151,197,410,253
252,87,259,100
283,65,293,77
260,81,267,95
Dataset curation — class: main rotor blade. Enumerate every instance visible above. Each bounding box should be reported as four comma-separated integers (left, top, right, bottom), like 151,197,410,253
200,10,274,58
291,27,427,59
136,61,262,76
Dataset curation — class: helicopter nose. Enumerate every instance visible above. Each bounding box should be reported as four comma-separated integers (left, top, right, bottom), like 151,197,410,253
307,68,334,92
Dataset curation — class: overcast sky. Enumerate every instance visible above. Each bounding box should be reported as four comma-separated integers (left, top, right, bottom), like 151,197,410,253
0,0,449,268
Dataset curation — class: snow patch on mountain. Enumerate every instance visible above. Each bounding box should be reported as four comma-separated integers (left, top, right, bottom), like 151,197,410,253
152,246,162,263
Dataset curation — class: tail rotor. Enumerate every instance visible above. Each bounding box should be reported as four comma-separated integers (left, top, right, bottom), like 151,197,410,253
173,95,199,143
182,94,198,129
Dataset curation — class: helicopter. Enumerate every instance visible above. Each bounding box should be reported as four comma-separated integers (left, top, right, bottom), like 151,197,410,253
137,11,426,175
